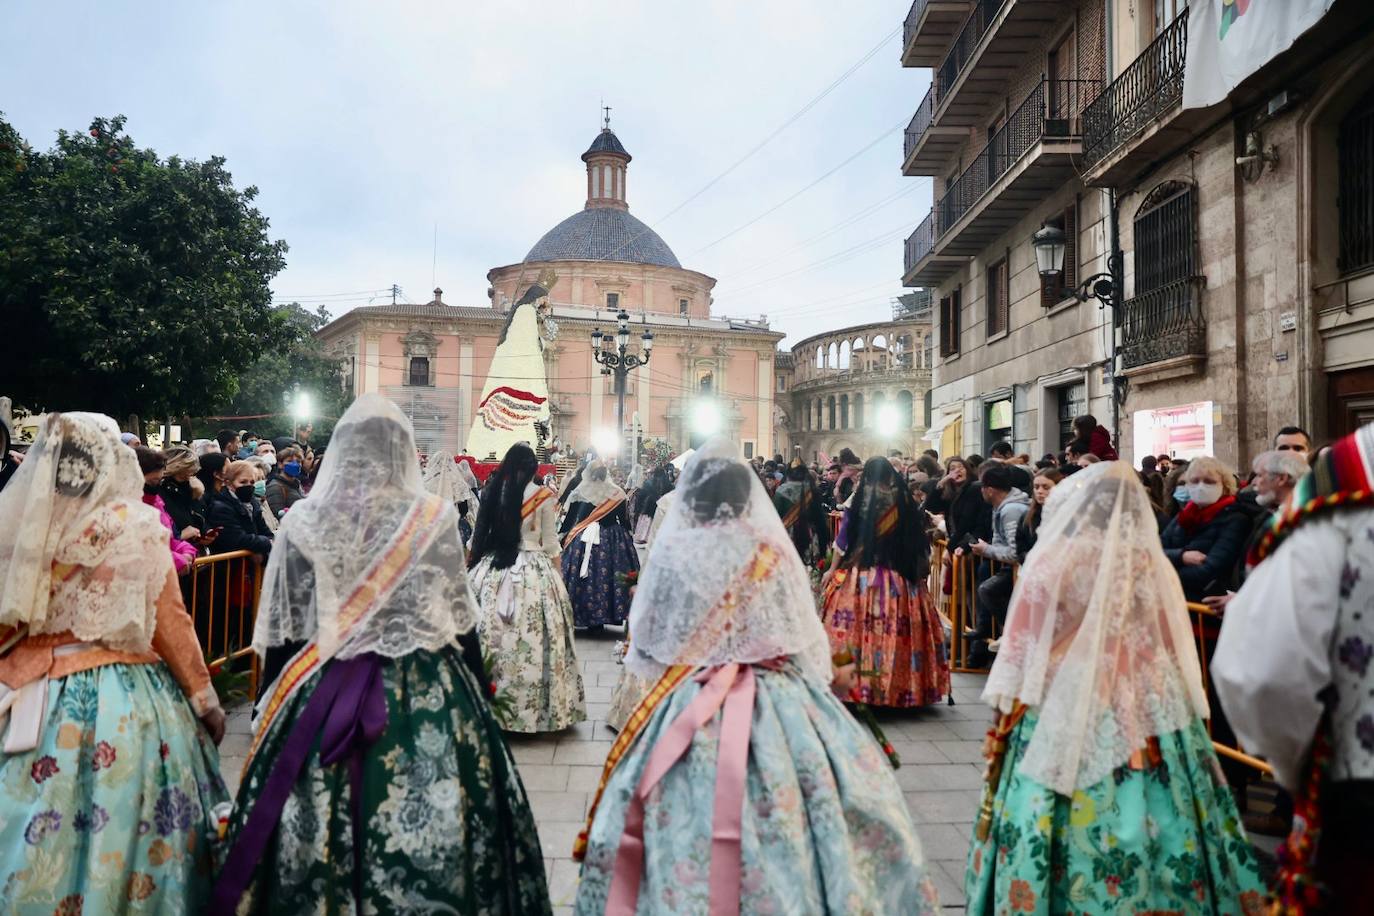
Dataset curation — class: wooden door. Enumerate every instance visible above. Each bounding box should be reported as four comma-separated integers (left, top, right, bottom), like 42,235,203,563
1327,366,1374,440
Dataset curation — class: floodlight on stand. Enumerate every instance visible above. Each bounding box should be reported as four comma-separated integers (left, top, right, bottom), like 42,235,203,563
1032,224,1067,279
591,427,620,459
691,399,722,437
293,391,314,421
876,403,900,438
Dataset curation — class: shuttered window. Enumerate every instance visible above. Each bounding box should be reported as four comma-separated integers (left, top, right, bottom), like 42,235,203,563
987,257,1009,337
1041,202,1078,306
1339,87,1374,275
940,287,962,357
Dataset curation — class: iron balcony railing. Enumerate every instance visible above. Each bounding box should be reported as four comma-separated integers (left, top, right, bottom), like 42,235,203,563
905,212,936,275
1082,8,1188,170
936,78,1098,236
904,86,935,162
1120,277,1206,370
903,0,932,51
935,0,1008,102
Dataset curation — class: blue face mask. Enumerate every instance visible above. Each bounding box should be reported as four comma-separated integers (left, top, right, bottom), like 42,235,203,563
1173,486,1190,503
283,460,302,479
253,480,267,498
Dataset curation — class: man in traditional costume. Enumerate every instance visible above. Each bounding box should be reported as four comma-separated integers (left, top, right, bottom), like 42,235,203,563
1214,422,1374,912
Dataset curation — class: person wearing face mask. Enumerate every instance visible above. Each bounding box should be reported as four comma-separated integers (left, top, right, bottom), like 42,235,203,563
265,446,306,520
1162,458,1191,517
1160,456,1250,603
135,446,199,575
207,460,273,559
254,440,277,470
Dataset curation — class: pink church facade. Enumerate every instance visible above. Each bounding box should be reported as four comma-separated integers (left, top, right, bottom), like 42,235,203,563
317,124,784,460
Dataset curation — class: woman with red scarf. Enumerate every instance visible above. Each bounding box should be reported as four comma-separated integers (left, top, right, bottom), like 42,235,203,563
1159,455,1250,602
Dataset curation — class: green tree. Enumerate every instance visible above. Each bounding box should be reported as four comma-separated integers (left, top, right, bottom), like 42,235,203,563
0,114,289,422
213,301,350,441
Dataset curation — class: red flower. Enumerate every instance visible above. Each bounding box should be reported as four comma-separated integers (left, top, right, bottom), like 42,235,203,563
488,683,498,697
1105,875,1122,896
159,742,169,761
30,755,59,784
55,894,83,916
91,741,117,771
882,743,895,754
1009,879,1036,912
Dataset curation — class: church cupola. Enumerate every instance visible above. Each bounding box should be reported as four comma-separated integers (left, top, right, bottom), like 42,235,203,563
582,107,631,211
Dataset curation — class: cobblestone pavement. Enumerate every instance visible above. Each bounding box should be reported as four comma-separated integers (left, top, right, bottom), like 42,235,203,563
220,629,991,914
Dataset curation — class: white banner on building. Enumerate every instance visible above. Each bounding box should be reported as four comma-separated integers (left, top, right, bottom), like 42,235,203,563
1182,0,1334,110
1132,401,1215,460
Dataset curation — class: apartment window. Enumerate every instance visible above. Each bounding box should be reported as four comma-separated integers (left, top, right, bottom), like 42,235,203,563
606,292,620,309
776,375,786,393
407,357,430,387
939,288,961,357
1154,0,1188,35
1135,181,1196,293
986,257,1010,338
1339,86,1374,274
1041,202,1078,306
679,298,690,316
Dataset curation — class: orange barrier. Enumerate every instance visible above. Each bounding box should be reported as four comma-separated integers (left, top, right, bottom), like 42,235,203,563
181,549,261,698
944,550,1014,673
1187,601,1274,777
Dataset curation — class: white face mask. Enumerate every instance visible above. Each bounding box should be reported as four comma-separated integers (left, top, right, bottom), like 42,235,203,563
1255,490,1277,507
260,452,276,468
1187,481,1223,506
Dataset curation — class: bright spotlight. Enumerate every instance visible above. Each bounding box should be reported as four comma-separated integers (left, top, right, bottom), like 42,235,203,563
691,400,721,437
293,391,314,420
876,403,900,437
591,427,620,459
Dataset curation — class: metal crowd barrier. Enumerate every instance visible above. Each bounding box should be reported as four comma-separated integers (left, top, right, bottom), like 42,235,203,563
943,550,1014,673
1188,601,1274,778
181,549,261,698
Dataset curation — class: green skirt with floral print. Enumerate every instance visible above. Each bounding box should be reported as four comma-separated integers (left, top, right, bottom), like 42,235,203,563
222,646,551,915
965,709,1267,915
0,662,227,915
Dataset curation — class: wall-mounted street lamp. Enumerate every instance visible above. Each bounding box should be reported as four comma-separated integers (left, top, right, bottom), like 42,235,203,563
1032,224,1119,310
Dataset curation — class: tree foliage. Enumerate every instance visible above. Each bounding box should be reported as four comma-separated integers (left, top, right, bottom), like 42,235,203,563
0,114,290,421
213,301,350,441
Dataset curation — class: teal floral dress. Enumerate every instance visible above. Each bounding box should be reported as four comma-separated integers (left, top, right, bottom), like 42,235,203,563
0,662,227,915
220,647,550,914
575,662,942,914
965,709,1268,915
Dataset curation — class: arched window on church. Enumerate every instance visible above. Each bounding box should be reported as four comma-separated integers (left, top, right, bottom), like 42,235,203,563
839,341,851,370
827,395,836,430
697,370,713,394
839,394,849,429
827,342,838,369
853,393,864,429
897,390,914,429
816,346,824,369
871,390,886,428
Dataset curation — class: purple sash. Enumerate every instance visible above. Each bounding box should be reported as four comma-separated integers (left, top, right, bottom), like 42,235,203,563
211,653,388,914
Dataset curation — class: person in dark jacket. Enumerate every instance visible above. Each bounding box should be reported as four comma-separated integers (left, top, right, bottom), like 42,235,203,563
1073,414,1119,461
922,457,991,553
1158,456,1249,602
265,446,307,520
158,446,208,540
987,441,1033,492
207,459,273,558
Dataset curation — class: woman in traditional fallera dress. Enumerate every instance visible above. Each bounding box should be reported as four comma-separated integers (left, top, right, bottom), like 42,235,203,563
423,449,475,544
574,439,942,914
821,455,950,707
965,461,1266,915
559,460,640,629
773,458,830,563
212,396,550,915
469,443,586,733
0,412,228,913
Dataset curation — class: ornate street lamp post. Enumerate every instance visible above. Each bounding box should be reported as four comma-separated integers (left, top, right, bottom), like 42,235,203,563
591,309,653,460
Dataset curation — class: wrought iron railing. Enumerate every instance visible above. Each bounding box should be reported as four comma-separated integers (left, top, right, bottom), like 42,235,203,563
935,79,1098,236
935,0,1008,102
904,86,935,162
903,0,932,51
1120,277,1206,369
1082,8,1188,170
905,212,935,275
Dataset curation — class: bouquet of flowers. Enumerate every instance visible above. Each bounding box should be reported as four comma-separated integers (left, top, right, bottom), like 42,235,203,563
832,649,900,769
481,655,516,723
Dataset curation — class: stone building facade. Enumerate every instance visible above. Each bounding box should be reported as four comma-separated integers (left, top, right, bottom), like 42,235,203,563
777,311,935,462
317,125,784,459
902,0,1374,467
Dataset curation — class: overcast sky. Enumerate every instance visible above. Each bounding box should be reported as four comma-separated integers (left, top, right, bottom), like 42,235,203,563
2,1,933,348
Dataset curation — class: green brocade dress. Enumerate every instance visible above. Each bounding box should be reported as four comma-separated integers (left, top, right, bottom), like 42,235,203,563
222,646,551,915
965,710,1267,916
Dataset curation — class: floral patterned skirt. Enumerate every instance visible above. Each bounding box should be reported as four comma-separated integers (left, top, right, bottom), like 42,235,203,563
604,667,654,732
575,664,942,915
471,549,587,733
0,662,227,915
821,566,950,707
560,524,639,628
965,709,1268,915
221,647,551,915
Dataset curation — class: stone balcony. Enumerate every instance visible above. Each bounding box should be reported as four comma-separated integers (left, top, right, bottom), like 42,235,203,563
900,0,972,68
